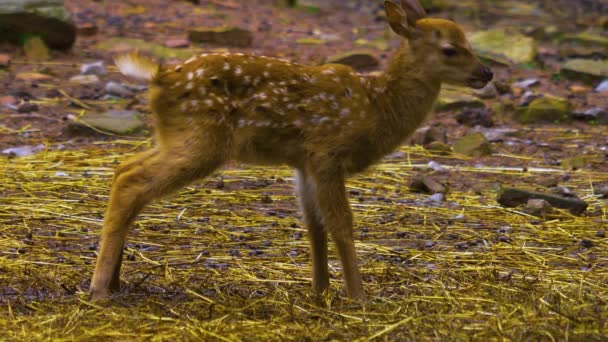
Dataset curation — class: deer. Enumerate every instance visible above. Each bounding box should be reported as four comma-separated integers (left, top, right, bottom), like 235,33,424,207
90,0,493,301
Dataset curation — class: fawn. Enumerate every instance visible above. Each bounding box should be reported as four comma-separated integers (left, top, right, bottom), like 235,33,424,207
90,0,492,301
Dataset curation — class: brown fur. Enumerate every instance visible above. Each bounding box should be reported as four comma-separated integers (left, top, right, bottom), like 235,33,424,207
90,0,492,301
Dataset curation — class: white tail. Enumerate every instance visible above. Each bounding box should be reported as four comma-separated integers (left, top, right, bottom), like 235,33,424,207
114,52,158,81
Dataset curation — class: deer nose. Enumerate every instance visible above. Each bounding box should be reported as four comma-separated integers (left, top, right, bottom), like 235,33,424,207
480,65,493,82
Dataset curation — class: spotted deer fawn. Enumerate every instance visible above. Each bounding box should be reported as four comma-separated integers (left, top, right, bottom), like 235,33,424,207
91,0,492,301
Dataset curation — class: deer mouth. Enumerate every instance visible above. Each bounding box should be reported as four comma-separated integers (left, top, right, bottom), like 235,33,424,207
467,78,490,89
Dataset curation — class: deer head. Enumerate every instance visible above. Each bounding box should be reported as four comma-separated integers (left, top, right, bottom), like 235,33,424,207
384,0,493,89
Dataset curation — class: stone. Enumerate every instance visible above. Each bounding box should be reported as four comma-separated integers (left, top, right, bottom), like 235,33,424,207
512,78,539,89
80,61,106,75
23,36,50,61
523,199,553,218
104,81,134,98
69,74,99,85
497,187,588,215
2,144,45,157
164,38,190,48
560,156,589,170
15,72,53,82
572,107,608,124
0,0,76,49
0,53,10,67
476,127,518,142
561,59,608,83
96,38,194,60
410,125,447,146
469,28,537,65
0,95,17,107
426,141,452,155
409,173,446,194
518,90,538,107
189,26,253,47
596,79,608,92
473,81,498,99
436,86,485,111
455,107,494,127
516,96,572,123
296,38,327,45
17,102,38,113
453,133,492,157
326,51,379,71
71,110,144,135
593,184,608,199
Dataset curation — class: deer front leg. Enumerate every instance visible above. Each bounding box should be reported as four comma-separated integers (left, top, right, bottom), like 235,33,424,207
295,169,329,296
91,148,224,300
309,168,365,300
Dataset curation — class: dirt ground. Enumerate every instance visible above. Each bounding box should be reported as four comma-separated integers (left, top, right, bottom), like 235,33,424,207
0,0,607,340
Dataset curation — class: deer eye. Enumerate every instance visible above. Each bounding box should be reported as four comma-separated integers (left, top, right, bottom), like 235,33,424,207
442,47,458,57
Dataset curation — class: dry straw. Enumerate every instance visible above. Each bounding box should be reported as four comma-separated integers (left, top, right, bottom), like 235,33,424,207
1,131,607,340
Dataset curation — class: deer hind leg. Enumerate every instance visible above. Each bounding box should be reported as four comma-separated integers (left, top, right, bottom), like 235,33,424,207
295,169,329,296
309,167,365,300
90,146,225,300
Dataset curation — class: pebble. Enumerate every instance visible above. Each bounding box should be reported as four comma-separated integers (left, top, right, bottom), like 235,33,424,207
595,79,608,92
2,144,45,157
17,102,39,113
105,81,133,97
80,61,106,75
513,78,540,89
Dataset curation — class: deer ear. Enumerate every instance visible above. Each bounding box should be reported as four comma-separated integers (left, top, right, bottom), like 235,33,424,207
400,0,427,27
384,1,411,38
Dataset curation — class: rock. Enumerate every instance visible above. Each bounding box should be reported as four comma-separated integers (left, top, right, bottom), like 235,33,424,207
0,95,17,107
326,51,379,71
572,107,608,124
80,61,106,75
560,156,589,170
516,96,572,123
296,0,321,14
469,28,537,65
550,186,579,198
427,160,444,171
580,239,594,249
523,199,553,218
0,54,10,67
561,59,608,83
593,184,608,199
23,36,50,61
426,142,452,155
473,81,498,99
104,81,134,98
164,38,190,48
189,26,253,47
476,127,518,142
512,78,539,89
410,124,447,146
436,86,485,111
96,38,194,60
409,173,446,194
296,38,327,45
596,80,608,92
71,110,144,135
559,30,608,55
455,107,494,127
2,144,45,157
0,0,76,49
15,72,53,82
538,176,561,188
453,133,492,157
76,22,98,36
497,187,588,215
17,102,38,113
69,74,99,85
518,91,538,107
424,193,445,203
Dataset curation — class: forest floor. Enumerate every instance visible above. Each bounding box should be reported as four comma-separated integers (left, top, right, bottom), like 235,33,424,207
0,0,607,340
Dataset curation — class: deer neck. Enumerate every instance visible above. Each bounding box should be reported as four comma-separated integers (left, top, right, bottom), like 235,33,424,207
370,41,441,153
